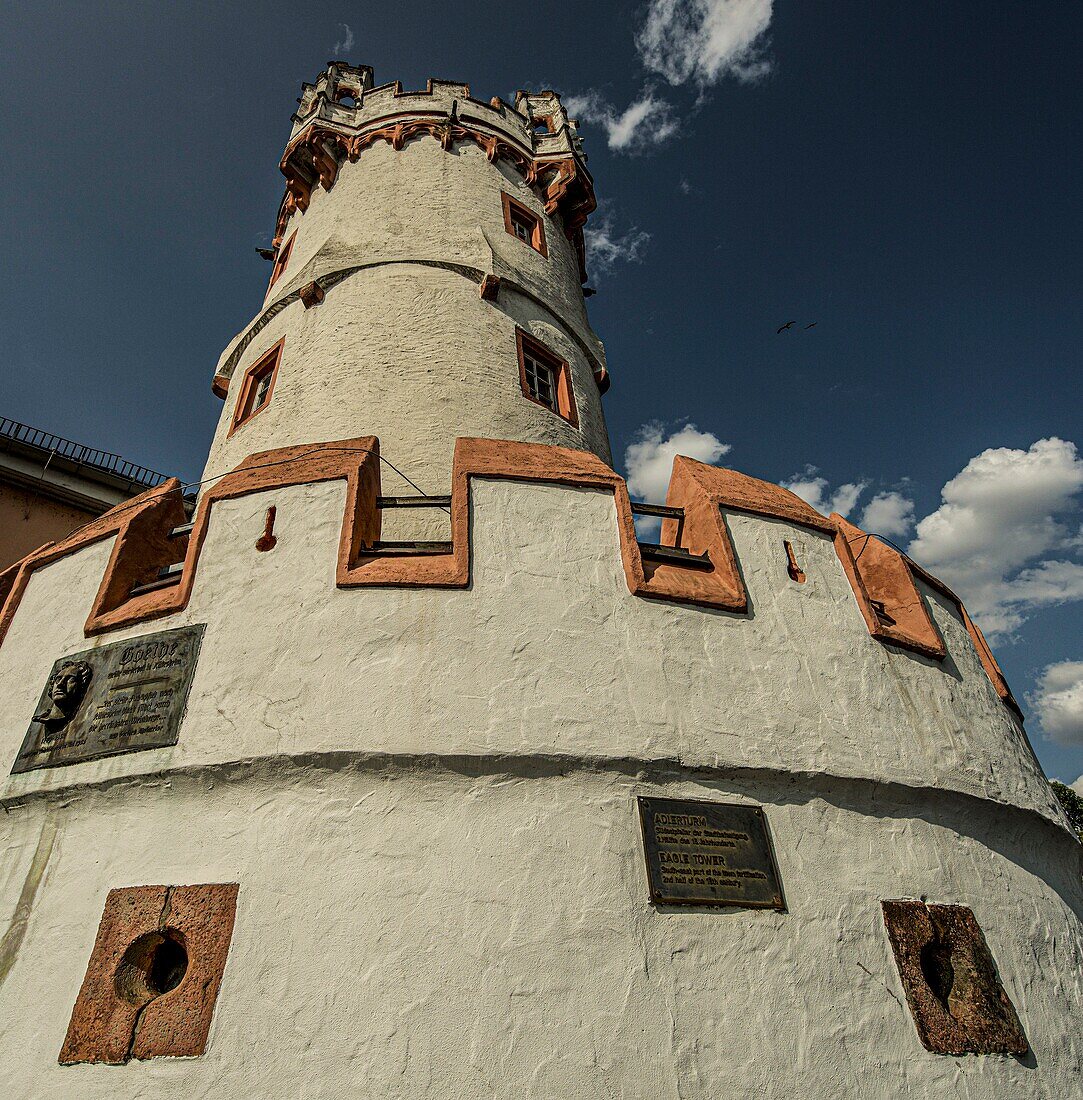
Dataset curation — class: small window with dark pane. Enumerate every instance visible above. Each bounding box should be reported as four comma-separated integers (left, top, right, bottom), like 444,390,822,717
501,194,547,257
516,330,577,426
230,340,284,434
267,231,295,292
523,350,556,410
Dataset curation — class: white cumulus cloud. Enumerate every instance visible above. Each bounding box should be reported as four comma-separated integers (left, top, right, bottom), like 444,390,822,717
625,422,730,502
1073,775,1083,797
907,438,1083,637
332,23,355,55
637,0,775,87
1029,661,1083,746
563,90,678,153
584,216,651,278
781,468,867,518
860,491,916,541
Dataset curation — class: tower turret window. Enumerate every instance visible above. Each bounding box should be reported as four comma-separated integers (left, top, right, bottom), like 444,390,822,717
502,194,547,257
267,231,296,292
523,353,555,409
230,339,284,435
516,330,577,426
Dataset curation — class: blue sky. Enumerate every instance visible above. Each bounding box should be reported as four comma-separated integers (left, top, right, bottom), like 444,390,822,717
2,2,1081,783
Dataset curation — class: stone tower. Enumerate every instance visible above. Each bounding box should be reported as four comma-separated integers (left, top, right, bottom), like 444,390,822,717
0,63,1079,1099
202,65,610,519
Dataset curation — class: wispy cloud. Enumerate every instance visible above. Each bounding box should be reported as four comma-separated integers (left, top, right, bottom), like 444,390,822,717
781,467,868,519
637,0,775,87
332,23,355,56
583,216,651,279
907,438,1083,637
565,0,774,156
1029,661,1083,746
563,90,678,153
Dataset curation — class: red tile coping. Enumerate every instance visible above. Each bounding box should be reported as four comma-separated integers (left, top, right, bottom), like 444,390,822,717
0,438,1017,715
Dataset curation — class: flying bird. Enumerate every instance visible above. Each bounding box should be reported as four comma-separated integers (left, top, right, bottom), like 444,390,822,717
776,321,796,333
805,322,817,329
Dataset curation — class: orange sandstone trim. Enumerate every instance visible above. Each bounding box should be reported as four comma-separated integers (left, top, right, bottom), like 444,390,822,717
0,479,187,647
81,438,382,635
960,608,1020,715
676,461,1021,705
674,461,837,533
338,438,748,611
299,281,325,308
515,329,578,428
267,231,295,294
832,514,946,660
228,337,285,437
275,117,595,279
501,192,548,257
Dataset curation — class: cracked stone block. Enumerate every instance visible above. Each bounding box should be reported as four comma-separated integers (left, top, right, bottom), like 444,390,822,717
882,899,1027,1056
59,883,239,1065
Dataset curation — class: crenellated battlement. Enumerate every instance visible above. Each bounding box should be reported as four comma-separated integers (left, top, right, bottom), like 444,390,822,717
276,64,596,276
0,433,1056,854
0,437,1018,715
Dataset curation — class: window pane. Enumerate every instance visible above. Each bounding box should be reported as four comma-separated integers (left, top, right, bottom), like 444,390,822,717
524,354,555,409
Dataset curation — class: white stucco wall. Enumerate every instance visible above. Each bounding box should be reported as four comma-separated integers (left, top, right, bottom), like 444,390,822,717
0,477,1079,1097
1,765,1080,1100
203,262,608,500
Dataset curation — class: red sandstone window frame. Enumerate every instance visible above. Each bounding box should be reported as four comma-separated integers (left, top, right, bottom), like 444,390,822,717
229,339,284,436
516,330,577,427
267,231,296,293
502,194,547,257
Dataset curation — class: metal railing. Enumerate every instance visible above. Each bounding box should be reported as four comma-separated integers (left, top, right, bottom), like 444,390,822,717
0,416,172,490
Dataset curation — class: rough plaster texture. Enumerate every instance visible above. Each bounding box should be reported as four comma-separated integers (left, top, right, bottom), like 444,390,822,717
205,138,610,497
0,764,1080,1098
0,477,1080,1096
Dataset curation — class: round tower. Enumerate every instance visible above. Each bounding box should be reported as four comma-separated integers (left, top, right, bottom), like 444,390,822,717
0,63,1080,1100
203,63,611,513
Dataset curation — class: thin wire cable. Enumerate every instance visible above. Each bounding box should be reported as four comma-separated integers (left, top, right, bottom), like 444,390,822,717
852,530,916,566
15,444,451,558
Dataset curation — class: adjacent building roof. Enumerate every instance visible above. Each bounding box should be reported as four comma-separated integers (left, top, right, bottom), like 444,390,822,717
0,415,174,513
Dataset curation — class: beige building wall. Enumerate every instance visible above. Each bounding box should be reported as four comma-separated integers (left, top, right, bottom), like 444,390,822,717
0,480,97,569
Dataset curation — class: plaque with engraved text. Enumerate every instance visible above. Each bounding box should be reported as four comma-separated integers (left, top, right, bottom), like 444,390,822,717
638,796,785,909
11,625,205,774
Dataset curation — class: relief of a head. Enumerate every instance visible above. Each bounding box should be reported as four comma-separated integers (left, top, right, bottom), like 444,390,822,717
49,660,93,712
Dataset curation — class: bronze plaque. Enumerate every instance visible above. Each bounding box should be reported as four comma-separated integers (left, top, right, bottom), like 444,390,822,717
11,625,205,774
638,796,785,909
